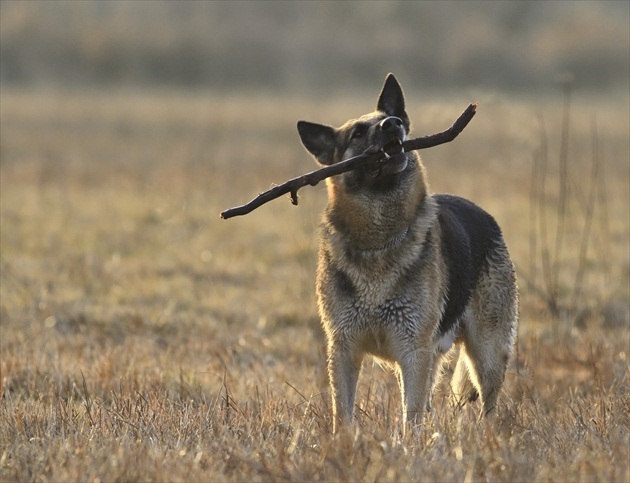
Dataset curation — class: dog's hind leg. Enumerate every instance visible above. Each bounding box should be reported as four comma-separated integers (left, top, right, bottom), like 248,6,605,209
459,265,518,417
457,316,513,417
451,346,479,408
460,337,508,417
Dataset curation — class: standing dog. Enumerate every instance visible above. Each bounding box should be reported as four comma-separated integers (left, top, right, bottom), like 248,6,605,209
297,74,518,432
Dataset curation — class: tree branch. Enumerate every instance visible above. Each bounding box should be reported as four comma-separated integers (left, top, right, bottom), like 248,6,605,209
220,102,477,219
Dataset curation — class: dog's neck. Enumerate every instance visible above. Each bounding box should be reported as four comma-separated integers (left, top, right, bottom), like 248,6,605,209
325,187,426,251
325,159,428,251
361,225,410,252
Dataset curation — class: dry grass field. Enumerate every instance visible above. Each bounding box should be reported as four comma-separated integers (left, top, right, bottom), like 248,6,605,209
1,88,629,481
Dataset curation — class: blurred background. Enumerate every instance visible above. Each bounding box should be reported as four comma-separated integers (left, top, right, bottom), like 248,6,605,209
1,1,629,334
1,0,628,96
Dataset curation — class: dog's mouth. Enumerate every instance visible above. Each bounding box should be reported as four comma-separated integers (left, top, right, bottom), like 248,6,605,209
381,137,404,158
368,137,407,176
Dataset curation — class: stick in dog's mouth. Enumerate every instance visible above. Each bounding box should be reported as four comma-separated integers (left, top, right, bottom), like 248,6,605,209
219,102,477,219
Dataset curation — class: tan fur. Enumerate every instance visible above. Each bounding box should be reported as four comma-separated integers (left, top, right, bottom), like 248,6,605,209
297,74,518,433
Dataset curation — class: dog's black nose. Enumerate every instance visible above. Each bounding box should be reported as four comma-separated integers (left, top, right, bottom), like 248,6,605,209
379,116,403,133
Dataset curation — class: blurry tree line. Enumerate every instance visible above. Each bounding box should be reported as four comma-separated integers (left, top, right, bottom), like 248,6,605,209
1,1,628,94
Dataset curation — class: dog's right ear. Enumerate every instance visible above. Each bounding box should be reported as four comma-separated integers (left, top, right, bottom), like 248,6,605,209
297,121,337,165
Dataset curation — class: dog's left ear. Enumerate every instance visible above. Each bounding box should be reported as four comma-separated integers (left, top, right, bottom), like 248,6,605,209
376,73,409,129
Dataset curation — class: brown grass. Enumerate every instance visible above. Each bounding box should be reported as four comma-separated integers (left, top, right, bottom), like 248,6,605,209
1,89,629,481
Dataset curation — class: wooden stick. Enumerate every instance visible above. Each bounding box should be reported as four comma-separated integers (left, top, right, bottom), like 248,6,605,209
221,102,477,219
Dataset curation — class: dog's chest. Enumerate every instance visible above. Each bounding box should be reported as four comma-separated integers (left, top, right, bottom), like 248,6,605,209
354,296,426,360
320,236,436,321
339,278,425,333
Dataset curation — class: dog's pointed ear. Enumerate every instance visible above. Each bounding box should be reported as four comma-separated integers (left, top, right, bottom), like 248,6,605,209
376,73,409,126
297,120,336,165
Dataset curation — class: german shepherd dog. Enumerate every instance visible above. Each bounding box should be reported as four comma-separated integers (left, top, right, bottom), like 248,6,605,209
297,74,518,432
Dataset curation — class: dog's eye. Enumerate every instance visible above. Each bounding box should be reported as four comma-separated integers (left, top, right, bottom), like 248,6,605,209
351,127,367,140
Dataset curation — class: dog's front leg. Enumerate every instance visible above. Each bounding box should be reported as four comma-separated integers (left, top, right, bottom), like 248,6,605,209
327,338,362,432
397,347,436,428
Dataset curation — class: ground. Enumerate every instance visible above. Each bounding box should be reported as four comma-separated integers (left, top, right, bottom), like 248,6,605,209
1,89,628,481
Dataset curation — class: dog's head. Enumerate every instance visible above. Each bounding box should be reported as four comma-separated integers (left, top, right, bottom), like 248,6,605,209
297,74,414,192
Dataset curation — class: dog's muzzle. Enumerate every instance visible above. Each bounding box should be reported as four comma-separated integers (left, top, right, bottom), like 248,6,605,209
378,116,407,174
